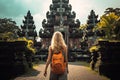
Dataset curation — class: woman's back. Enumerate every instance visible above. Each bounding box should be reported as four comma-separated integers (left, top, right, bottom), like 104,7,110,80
44,31,68,80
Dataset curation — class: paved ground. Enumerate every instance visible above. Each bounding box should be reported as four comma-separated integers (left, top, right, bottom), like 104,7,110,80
14,62,110,80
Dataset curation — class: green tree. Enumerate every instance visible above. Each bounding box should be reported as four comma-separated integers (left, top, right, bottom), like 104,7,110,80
0,18,20,40
95,12,119,39
79,24,88,40
105,8,120,16
79,24,88,30
0,18,19,33
114,17,120,39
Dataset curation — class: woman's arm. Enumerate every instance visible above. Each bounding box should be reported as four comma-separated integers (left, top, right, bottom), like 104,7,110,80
44,46,52,77
65,46,69,73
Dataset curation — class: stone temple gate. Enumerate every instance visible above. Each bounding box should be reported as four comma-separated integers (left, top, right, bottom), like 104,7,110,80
38,0,82,60
38,0,98,61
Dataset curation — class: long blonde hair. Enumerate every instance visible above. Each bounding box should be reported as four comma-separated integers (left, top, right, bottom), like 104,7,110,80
51,31,66,53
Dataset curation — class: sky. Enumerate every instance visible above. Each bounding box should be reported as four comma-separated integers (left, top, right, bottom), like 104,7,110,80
0,0,120,34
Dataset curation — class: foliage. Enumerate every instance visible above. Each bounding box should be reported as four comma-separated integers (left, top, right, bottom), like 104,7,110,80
105,8,120,16
0,18,19,33
89,45,100,53
27,40,37,54
79,24,88,30
0,18,20,40
95,12,119,39
0,32,16,41
17,37,37,54
113,17,120,39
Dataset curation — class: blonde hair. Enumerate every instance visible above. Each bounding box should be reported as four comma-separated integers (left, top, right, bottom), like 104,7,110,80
51,31,66,53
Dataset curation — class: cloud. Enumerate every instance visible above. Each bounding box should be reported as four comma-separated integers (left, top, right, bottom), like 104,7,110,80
33,13,44,33
0,0,120,33
0,0,27,17
69,0,94,24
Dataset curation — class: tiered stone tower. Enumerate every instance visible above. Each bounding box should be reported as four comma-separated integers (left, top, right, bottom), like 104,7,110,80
86,10,99,48
20,10,37,41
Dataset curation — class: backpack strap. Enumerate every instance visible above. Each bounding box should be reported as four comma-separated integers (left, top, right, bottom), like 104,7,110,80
49,47,53,62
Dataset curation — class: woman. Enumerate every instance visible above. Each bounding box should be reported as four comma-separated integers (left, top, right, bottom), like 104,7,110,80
44,31,68,80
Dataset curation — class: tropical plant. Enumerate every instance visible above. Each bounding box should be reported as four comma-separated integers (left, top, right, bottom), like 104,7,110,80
79,24,88,30
0,32,16,41
105,8,120,16
17,37,37,54
113,17,120,39
79,24,88,40
89,45,100,53
0,18,19,33
95,12,119,39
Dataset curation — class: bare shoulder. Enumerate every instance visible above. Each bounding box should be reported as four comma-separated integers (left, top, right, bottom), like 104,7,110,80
64,46,67,50
48,46,52,56
49,46,52,50
63,46,67,53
